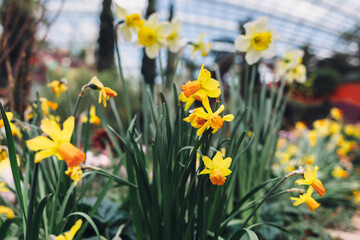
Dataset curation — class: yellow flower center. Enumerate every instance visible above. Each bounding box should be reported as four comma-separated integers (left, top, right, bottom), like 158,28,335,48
126,13,144,28
251,32,272,51
57,142,85,167
167,31,177,40
210,169,226,185
0,151,7,161
181,81,202,98
138,27,157,46
208,114,224,130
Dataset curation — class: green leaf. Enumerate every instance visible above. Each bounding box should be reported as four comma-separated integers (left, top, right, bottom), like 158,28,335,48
0,103,26,220
0,219,14,240
230,228,259,240
248,222,295,236
31,194,52,240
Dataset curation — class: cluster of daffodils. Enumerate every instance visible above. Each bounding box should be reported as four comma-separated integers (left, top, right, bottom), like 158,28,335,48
179,64,234,185
276,48,307,84
115,2,210,59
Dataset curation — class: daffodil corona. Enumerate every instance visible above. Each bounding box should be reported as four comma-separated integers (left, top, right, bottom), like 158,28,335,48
199,151,232,185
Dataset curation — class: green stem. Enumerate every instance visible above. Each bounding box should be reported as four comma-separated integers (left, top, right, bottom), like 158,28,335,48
48,161,66,234
158,51,166,92
25,163,39,240
72,95,82,117
241,176,287,228
114,23,132,123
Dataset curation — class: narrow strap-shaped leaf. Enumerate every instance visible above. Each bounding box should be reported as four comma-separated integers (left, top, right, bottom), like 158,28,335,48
31,194,52,240
0,219,14,240
0,103,26,220
248,222,295,236
230,228,259,240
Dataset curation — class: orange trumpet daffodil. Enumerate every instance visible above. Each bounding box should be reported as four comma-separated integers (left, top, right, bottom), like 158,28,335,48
26,116,85,167
0,112,21,138
184,97,234,136
295,166,325,197
199,151,232,185
90,76,118,107
81,105,101,125
179,64,221,110
47,80,67,97
290,186,321,212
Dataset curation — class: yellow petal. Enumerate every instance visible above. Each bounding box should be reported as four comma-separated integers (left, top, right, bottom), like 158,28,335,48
205,88,221,98
223,114,234,122
214,105,225,115
199,169,211,175
184,97,195,111
197,65,211,82
197,122,209,136
295,179,312,185
290,197,304,206
90,76,104,89
201,97,212,114
221,157,232,169
41,118,62,141
62,116,75,142
212,152,223,168
221,168,232,177
34,149,57,163
90,105,96,116
202,156,214,170
26,136,57,151
201,77,220,90
194,107,208,120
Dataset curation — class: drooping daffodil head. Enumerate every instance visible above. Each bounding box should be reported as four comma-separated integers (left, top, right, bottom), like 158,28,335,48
290,186,321,212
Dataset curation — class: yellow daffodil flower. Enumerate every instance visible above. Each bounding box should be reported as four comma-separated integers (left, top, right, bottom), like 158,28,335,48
308,130,317,147
295,166,325,197
55,219,82,240
277,48,304,75
276,48,306,84
167,18,182,53
330,108,343,121
353,191,360,204
344,124,360,137
290,186,321,212
65,166,83,186
81,105,101,125
295,121,307,132
331,166,349,179
26,117,85,168
0,206,15,219
304,155,315,165
179,64,221,110
199,151,232,185
284,64,306,84
184,97,234,136
40,97,58,116
90,76,118,108
47,80,67,97
115,3,144,41
190,32,211,60
136,13,171,59
0,182,9,192
183,108,207,128
0,112,21,138
234,16,280,65
286,165,296,173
